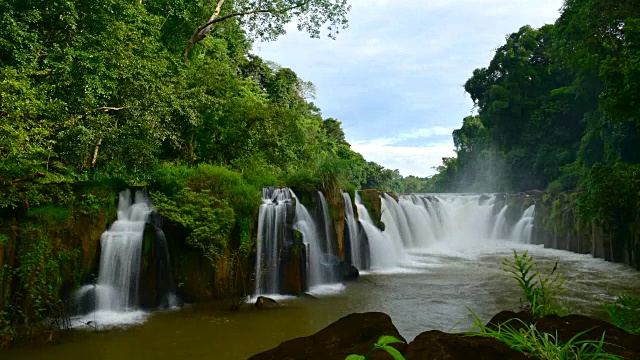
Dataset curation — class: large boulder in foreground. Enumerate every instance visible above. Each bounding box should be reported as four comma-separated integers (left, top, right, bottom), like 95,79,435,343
404,331,530,360
488,311,640,359
248,312,406,360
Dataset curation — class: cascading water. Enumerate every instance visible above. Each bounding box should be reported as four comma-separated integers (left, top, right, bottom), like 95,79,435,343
255,187,292,295
96,190,149,311
293,192,339,287
355,192,403,269
318,192,338,258
73,189,176,328
511,204,536,244
255,190,538,291
359,193,536,271
342,192,362,269
490,205,509,240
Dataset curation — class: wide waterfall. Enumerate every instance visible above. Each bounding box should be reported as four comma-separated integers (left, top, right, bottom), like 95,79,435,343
72,189,176,328
353,193,537,271
256,190,537,293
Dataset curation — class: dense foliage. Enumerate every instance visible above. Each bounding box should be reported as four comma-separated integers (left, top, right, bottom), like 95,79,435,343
425,0,640,259
0,0,418,346
0,0,405,211
430,0,640,194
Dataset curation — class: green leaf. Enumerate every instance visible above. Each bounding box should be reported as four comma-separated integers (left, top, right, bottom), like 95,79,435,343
344,355,366,360
376,345,406,360
376,335,405,346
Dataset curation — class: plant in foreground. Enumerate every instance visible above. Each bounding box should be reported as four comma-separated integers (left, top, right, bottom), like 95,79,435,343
605,294,640,335
503,250,566,317
467,310,621,360
345,335,406,360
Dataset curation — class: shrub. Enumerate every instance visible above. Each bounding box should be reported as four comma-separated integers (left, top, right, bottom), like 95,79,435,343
605,295,640,334
345,335,406,360
467,311,621,360
503,250,567,317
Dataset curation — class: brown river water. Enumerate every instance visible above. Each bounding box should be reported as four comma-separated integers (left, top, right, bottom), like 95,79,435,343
4,241,640,360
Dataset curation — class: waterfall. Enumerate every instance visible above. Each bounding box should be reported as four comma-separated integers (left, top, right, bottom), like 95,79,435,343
293,192,338,287
355,192,403,269
255,189,539,290
381,194,415,247
318,192,337,257
342,192,362,269
510,204,536,243
96,190,149,311
490,205,509,240
255,187,292,295
73,189,176,328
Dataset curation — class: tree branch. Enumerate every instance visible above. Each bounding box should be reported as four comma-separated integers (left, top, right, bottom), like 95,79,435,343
183,1,311,62
65,106,137,127
7,173,46,186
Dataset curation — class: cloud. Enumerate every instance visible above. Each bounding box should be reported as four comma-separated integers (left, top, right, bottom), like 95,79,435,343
255,0,564,177
351,140,456,178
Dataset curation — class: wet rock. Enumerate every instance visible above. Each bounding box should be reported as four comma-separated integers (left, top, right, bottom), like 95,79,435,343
386,192,399,202
487,311,640,359
524,189,545,199
255,296,281,309
248,312,406,360
343,265,360,281
404,330,530,360
478,194,492,206
301,292,318,300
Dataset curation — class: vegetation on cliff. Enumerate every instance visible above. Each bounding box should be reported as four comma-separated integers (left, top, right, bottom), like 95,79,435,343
0,0,413,347
419,0,640,266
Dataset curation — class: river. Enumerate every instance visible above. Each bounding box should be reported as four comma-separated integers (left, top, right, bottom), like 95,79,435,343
5,240,639,360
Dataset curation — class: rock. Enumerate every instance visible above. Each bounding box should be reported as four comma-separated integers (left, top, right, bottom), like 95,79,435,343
248,312,406,360
255,296,281,309
404,330,530,360
524,189,545,198
487,311,640,359
343,265,359,281
478,194,491,206
301,292,318,300
385,192,399,202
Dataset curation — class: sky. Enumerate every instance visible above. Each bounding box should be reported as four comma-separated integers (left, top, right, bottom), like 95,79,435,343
255,0,565,177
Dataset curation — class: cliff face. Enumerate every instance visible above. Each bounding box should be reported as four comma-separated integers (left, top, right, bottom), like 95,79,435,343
531,192,639,269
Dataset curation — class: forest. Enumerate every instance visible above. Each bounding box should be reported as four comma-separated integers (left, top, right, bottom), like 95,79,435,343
0,0,403,213
1,0,640,352
420,0,640,241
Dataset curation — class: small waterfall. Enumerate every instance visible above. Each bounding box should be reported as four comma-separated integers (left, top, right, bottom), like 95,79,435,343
293,192,339,287
511,204,535,243
355,192,403,269
72,189,177,328
96,190,150,311
342,192,362,269
318,192,337,256
255,187,292,295
381,194,415,247
490,205,509,240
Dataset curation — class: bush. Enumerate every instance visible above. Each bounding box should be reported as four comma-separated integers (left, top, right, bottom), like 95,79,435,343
503,250,567,317
467,312,620,360
605,295,640,334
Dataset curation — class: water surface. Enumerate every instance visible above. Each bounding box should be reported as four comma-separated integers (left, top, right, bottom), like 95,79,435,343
5,241,639,360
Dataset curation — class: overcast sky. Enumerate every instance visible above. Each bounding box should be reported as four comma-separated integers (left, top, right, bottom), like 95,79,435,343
255,0,564,177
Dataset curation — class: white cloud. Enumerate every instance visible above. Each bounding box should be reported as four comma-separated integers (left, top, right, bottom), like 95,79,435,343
255,0,564,177
351,140,456,177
